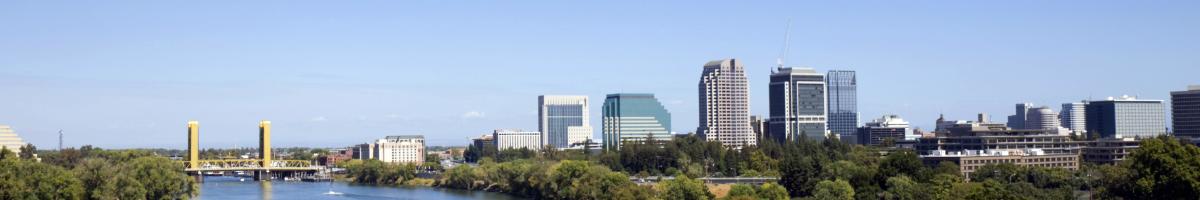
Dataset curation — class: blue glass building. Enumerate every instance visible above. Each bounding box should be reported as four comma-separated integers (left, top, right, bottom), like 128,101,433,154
602,93,672,151
826,70,858,143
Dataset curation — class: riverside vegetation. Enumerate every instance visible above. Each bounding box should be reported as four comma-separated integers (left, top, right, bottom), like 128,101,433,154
419,134,1200,199
0,145,198,200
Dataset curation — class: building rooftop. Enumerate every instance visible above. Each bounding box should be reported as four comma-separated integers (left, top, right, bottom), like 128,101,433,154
384,135,424,140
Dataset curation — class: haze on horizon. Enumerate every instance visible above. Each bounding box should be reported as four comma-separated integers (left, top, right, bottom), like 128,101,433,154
1,1,1196,149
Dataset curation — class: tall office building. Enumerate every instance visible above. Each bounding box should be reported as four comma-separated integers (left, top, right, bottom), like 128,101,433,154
1060,102,1088,135
602,93,672,151
539,95,593,148
768,67,827,142
826,70,858,143
0,125,27,154
698,59,755,148
1172,85,1200,137
1086,95,1167,138
494,129,542,150
1026,106,1061,130
1007,103,1033,129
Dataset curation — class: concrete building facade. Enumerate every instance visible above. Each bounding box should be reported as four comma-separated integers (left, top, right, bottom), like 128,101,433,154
698,59,755,148
1007,103,1034,129
856,115,914,145
372,135,426,164
539,95,593,149
494,129,542,150
1060,102,1088,135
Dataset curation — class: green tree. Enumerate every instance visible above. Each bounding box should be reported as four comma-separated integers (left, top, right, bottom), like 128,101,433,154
0,147,15,160
878,150,925,181
125,157,198,199
0,159,85,199
757,182,790,200
657,172,713,200
966,179,1024,200
928,173,961,200
884,175,924,200
1100,135,1200,199
726,184,757,199
74,158,147,200
811,179,854,200
18,144,36,159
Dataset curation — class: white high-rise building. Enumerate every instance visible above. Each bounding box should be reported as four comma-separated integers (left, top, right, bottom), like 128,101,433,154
1060,102,1087,135
494,129,542,150
539,95,593,149
698,59,755,149
0,125,26,154
372,135,425,164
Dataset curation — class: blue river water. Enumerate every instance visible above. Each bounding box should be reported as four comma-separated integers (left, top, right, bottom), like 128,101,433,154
197,176,521,200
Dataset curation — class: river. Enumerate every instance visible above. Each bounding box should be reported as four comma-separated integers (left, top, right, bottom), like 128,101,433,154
197,176,522,200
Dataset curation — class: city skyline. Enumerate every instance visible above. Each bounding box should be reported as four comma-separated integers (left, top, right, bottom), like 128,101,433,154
2,1,1197,148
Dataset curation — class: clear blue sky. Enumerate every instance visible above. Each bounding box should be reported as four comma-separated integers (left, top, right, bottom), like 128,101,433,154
1,1,1196,148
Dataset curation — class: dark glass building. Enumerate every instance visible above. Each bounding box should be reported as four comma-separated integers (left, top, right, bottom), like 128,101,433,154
1173,86,1200,137
768,67,827,142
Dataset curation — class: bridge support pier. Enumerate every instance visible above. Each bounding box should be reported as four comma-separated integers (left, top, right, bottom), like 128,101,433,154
192,173,204,183
255,170,272,181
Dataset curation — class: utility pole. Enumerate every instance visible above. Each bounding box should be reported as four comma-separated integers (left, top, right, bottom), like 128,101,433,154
58,130,63,150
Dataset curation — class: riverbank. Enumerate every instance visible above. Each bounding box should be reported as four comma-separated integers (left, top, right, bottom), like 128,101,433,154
198,176,519,200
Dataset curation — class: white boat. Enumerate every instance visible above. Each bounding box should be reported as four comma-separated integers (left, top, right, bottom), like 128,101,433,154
323,182,343,195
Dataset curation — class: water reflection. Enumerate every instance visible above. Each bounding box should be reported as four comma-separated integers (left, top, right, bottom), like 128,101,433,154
260,181,272,200
197,176,520,200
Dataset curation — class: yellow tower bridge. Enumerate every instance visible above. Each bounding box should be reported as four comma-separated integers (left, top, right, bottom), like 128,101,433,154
183,120,319,181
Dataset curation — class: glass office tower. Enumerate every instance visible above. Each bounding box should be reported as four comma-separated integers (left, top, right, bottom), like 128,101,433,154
602,93,672,151
826,70,858,143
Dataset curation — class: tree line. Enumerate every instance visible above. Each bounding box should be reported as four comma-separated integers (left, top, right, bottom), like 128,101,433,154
0,145,198,200
450,134,1200,199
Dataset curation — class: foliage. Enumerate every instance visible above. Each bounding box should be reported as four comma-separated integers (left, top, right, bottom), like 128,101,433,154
811,179,855,200
0,159,85,199
4,146,197,200
436,159,653,199
18,144,36,159
1098,135,1200,199
342,159,418,185
656,172,712,200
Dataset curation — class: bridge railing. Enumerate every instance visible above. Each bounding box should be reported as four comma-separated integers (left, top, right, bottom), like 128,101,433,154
180,159,316,170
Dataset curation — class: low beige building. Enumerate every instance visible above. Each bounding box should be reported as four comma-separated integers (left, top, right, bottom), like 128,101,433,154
922,149,1079,179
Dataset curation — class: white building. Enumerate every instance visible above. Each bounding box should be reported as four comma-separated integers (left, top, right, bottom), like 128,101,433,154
0,125,26,154
1025,106,1061,131
1060,102,1088,135
493,129,542,150
372,135,425,164
539,95,593,149
698,59,755,149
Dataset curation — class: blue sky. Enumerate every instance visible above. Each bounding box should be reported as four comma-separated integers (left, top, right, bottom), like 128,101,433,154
1,1,1197,148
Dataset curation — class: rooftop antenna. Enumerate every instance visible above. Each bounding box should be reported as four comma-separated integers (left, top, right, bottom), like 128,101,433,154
776,18,793,69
